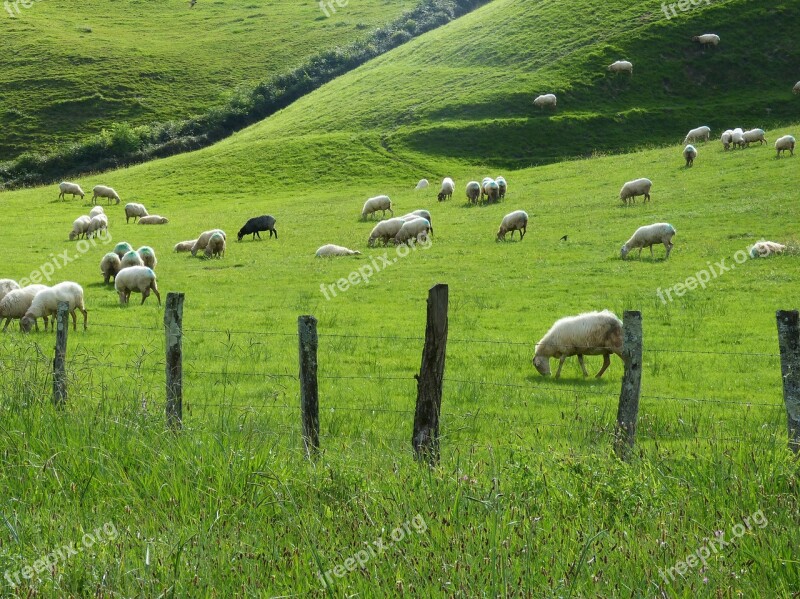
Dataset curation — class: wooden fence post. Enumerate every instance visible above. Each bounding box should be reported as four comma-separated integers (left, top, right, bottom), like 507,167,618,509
164,293,184,430
776,310,800,453
52,301,69,408
614,310,642,461
298,315,320,458
412,284,449,465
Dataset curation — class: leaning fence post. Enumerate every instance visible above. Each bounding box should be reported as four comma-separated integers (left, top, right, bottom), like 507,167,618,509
776,310,800,453
614,310,642,461
52,301,69,408
164,293,184,430
412,283,449,465
298,315,320,457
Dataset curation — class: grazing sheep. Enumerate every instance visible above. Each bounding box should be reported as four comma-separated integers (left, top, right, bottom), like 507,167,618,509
731,128,745,149
361,195,393,220
92,185,120,205
120,250,144,270
237,215,277,241
619,178,652,205
315,244,361,257
683,144,697,167
368,218,406,247
684,126,711,143
86,214,109,238
191,229,227,256
721,129,733,150
113,242,134,259
174,240,197,253
100,253,121,284
532,310,623,379
59,182,85,201
496,176,507,199
408,210,433,235
89,206,105,218
621,223,676,259
743,128,767,146
692,33,720,47
20,282,87,333
415,179,429,190
608,60,633,74
466,181,481,204
533,93,557,109
1,285,48,331
0,279,21,303
482,180,500,203
438,178,455,202
114,266,161,305
497,210,528,241
204,233,226,259
137,246,157,269
775,135,795,157
749,241,786,258
137,215,169,225
68,215,92,241
794,81,800,95
124,203,149,223
394,218,431,245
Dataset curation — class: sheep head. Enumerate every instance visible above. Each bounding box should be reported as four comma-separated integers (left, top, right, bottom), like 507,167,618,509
533,355,550,376
20,315,34,333
620,245,631,259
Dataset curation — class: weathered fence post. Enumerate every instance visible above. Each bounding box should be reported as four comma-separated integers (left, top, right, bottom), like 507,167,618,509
52,301,69,407
164,293,184,430
298,315,320,458
776,310,800,453
614,310,642,461
412,284,449,465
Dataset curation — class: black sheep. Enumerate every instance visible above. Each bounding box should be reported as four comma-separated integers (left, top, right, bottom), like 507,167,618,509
237,215,277,241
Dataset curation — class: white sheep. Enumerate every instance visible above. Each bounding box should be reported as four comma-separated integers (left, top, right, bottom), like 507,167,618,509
125,203,149,223
92,185,120,205
619,178,652,205
692,33,720,47
683,144,697,167
720,129,733,150
608,60,633,74
532,310,623,379
749,241,786,258
114,266,161,305
68,215,92,241
0,285,48,331
743,128,767,146
438,178,455,202
482,179,500,203
496,176,507,199
684,126,710,143
368,218,407,247
361,195,393,220
497,210,528,241
533,93,557,109
137,246,157,269
58,182,85,201
20,282,87,332
89,206,105,218
775,135,795,157
0,279,20,303
86,214,109,238
794,81,800,95
191,229,227,256
620,223,676,259
408,209,433,234
466,181,481,204
120,250,144,270
174,240,197,253
204,233,226,259
394,218,431,245
731,127,745,149
137,215,169,225
415,179,429,190
113,242,134,259
100,253,121,285
315,244,361,257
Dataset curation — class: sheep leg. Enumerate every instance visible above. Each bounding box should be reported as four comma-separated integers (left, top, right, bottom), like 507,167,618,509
595,353,612,378
520,225,526,240
70,309,77,331
256,231,261,240
141,289,149,305
577,354,589,377
2,318,9,332
554,356,567,379
77,307,87,330
650,245,654,258
152,284,162,306
665,241,673,258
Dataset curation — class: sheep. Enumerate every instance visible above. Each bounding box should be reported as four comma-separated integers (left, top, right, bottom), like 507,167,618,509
415,179,429,190
113,242,134,259
743,128,767,147
174,240,197,253
237,215,277,241
466,181,481,204
204,233,226,259
794,81,800,95
608,60,633,74
496,210,528,241
315,244,361,257
92,185,120,205
20,282,87,333
438,177,455,202
68,215,92,241
58,182,85,201
532,310,623,379
620,223,676,259
0,285,48,331
749,241,786,258
191,229,226,256
86,214,109,239
683,144,697,167
775,135,795,157
114,266,161,306
731,128,745,149
89,206,105,218
692,33,720,47
533,93,557,109
368,218,406,247
124,203,149,223
361,195,393,220
684,126,711,143
496,176,507,199
408,210,433,235
120,250,144,270
482,180,500,203
137,215,169,225
137,246,157,269
619,178,652,205
100,253,121,284
0,279,20,303
394,217,431,245
721,129,733,150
